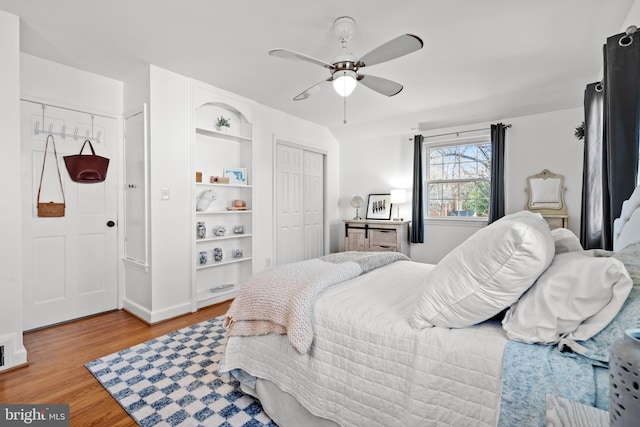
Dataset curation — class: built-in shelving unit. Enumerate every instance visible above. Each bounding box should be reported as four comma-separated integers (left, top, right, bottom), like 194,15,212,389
191,82,253,309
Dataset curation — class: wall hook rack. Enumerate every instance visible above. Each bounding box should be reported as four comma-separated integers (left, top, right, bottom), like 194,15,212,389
33,103,102,143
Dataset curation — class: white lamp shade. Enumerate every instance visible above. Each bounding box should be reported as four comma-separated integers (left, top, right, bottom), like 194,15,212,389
332,70,357,97
390,189,407,204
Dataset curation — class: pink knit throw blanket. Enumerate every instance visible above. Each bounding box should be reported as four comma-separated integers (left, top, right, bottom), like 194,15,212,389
224,252,409,353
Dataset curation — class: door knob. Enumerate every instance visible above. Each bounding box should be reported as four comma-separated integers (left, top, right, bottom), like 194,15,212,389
106,220,115,227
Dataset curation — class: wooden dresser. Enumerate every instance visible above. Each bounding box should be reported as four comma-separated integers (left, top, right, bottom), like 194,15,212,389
344,220,410,256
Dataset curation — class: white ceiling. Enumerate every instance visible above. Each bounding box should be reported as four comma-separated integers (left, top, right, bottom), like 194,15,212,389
0,0,635,142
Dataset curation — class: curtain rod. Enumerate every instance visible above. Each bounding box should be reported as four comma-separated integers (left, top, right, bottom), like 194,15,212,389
411,124,512,140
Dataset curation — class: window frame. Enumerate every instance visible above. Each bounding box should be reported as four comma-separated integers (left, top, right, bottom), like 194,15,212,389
423,134,492,223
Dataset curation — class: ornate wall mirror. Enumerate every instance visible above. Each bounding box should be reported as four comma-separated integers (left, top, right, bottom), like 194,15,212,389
525,169,567,215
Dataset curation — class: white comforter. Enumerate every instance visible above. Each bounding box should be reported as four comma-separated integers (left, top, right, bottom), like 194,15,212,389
219,260,509,427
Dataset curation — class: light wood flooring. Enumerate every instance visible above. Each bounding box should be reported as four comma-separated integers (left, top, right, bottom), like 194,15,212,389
0,301,232,426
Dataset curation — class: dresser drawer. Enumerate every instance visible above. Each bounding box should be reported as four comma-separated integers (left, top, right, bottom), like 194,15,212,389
369,244,398,252
369,229,397,246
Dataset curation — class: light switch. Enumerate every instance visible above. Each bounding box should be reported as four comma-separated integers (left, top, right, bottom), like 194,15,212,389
161,188,170,200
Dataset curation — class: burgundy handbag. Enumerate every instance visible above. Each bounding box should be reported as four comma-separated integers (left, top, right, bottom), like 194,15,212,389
63,140,110,183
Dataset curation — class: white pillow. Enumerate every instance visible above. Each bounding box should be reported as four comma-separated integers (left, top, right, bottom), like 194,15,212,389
409,211,554,329
502,251,633,344
551,228,583,254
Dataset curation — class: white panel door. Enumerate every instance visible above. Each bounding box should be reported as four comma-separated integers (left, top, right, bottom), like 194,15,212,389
303,150,324,260
21,102,118,330
276,144,304,265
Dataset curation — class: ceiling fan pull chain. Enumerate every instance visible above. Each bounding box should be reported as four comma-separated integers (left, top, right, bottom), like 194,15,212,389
343,96,348,124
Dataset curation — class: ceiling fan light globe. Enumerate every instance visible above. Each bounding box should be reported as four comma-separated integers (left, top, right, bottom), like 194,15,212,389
333,70,357,97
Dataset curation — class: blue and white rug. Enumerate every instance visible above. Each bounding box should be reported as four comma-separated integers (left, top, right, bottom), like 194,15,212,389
85,316,277,427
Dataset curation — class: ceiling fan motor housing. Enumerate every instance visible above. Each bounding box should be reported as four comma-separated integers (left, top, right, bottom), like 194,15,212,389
333,16,356,41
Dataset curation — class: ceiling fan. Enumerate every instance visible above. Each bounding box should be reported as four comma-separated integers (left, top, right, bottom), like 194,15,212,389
269,16,423,101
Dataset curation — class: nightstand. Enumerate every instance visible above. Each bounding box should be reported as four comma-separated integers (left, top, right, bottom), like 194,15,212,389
542,214,569,230
344,220,409,256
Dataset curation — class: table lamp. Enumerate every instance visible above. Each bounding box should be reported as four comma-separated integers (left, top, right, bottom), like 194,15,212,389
390,189,407,221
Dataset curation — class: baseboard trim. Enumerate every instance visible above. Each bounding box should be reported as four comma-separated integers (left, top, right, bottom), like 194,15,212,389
122,299,192,325
0,334,27,374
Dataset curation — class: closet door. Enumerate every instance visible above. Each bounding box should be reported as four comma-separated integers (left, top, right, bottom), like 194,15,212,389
276,144,304,265
276,143,325,265
21,102,118,330
303,150,324,260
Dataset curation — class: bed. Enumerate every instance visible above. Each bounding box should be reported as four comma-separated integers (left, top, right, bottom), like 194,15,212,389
218,190,640,427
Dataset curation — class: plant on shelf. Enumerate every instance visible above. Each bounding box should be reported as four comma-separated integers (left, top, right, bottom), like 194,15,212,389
215,116,231,132
574,121,585,141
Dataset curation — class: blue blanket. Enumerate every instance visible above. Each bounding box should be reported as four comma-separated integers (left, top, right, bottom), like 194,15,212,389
498,341,609,426
499,243,640,425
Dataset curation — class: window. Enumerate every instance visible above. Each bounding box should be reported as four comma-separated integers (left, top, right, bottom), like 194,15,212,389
426,139,491,218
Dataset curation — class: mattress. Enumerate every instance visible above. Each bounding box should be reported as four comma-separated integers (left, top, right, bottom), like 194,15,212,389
219,260,509,427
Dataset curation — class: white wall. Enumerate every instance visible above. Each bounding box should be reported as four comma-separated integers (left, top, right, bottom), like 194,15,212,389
0,10,26,372
339,107,583,264
148,66,192,318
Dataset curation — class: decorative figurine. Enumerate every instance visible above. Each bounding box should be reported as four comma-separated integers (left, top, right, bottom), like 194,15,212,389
196,189,217,212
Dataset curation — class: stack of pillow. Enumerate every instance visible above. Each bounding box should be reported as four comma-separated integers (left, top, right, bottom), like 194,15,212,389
409,210,637,364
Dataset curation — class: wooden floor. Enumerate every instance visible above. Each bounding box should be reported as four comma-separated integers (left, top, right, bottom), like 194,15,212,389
0,301,232,426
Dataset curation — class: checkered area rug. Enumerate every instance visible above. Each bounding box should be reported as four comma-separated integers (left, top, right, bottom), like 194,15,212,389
85,316,277,427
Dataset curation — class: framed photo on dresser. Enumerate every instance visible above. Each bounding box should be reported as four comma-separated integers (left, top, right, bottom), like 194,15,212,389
366,193,392,220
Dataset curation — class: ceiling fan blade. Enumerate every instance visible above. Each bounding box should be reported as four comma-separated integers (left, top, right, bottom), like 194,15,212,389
356,34,423,67
358,75,404,97
293,79,330,101
269,48,334,69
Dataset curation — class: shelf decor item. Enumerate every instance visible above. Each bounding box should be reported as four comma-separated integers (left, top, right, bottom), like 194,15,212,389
610,328,640,425
213,225,226,236
199,250,208,265
232,248,243,258
227,200,247,211
233,225,245,234
213,247,223,262
366,193,392,220
210,175,230,184
215,116,231,132
196,189,217,212
196,221,206,239
223,168,247,185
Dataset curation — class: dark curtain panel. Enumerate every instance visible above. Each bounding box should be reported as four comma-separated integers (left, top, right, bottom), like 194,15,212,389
580,82,605,249
602,31,640,250
488,123,506,224
411,135,424,243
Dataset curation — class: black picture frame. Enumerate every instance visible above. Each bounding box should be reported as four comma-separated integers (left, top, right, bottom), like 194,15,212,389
366,193,392,220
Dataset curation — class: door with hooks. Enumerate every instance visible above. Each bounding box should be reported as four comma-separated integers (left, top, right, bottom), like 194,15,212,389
20,101,118,330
